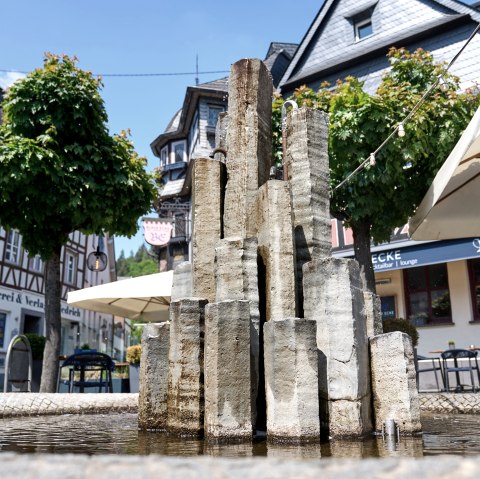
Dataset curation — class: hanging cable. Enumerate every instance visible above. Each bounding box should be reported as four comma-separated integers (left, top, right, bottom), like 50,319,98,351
332,22,480,193
0,68,229,77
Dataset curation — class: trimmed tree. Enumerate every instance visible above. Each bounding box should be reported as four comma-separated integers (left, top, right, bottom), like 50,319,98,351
0,54,156,392
273,48,479,292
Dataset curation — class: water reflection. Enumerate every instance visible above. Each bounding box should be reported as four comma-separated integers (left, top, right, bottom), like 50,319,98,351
0,413,479,458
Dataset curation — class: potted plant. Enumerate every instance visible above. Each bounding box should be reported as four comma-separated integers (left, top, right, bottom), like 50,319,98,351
24,333,46,392
126,344,141,393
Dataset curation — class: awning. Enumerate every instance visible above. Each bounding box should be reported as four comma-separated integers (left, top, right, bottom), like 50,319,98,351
409,106,480,240
67,271,173,321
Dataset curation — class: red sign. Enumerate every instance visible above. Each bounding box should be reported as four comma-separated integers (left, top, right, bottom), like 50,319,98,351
143,220,173,246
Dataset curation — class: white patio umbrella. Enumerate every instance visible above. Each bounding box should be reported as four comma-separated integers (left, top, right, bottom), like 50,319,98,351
67,271,173,321
409,105,480,240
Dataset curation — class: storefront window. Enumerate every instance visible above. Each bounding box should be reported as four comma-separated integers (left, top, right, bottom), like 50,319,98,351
404,263,452,325
468,259,480,321
0,312,6,348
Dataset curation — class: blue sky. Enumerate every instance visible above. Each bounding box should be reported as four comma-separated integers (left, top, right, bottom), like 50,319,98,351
0,0,321,258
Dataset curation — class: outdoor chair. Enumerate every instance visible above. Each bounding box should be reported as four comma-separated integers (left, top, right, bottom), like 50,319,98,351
440,349,480,392
59,351,115,393
416,354,444,392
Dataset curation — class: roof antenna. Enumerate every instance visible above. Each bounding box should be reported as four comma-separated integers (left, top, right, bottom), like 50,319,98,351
195,54,199,86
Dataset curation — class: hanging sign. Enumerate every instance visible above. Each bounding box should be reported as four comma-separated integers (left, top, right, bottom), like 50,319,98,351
143,219,173,246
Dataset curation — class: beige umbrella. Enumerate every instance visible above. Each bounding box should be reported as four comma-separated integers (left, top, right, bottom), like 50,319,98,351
409,106,480,240
67,271,173,321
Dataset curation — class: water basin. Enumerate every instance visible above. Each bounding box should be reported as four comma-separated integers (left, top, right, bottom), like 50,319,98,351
0,412,479,458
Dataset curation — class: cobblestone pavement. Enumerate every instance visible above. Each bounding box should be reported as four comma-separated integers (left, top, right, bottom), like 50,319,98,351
0,393,138,418
3,453,480,479
419,392,480,413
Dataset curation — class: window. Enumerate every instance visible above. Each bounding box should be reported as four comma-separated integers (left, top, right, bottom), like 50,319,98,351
28,253,43,273
174,213,186,237
468,259,480,321
5,229,21,264
404,264,452,325
160,146,168,166
171,140,186,163
0,312,6,348
64,251,77,285
208,106,224,128
355,17,373,40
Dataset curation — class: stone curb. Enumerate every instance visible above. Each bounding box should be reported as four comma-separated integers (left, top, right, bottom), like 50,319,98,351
1,392,480,418
0,393,138,418
2,453,480,479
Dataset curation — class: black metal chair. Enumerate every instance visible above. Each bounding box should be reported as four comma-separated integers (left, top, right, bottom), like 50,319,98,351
60,352,115,393
440,349,480,392
416,354,444,391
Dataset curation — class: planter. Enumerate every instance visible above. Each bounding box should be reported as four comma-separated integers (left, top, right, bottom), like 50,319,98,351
113,378,130,393
129,364,139,393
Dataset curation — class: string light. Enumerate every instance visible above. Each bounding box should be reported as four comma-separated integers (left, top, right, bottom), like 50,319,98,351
332,22,480,193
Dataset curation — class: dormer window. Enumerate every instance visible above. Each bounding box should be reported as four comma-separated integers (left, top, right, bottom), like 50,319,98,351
355,17,373,41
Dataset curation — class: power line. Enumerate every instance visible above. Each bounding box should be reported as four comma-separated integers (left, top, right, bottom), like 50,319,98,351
0,68,229,77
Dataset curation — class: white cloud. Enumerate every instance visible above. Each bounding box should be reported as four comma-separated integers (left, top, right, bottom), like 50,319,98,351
0,71,26,89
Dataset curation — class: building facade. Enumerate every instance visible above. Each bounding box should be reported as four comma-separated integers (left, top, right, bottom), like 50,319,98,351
279,0,480,355
0,226,121,386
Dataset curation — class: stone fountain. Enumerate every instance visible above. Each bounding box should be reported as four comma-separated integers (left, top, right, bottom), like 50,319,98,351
138,58,421,445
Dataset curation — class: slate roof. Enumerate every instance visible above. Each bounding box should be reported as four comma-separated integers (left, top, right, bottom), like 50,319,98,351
279,0,480,92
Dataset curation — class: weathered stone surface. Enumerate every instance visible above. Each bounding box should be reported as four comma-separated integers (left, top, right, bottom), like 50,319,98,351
214,236,260,426
285,108,330,315
171,262,192,301
204,300,252,440
192,158,226,303
264,318,320,443
138,322,170,430
7,454,480,479
167,298,207,436
224,58,273,238
370,332,422,434
256,180,296,322
303,257,372,437
214,111,228,162
364,291,383,338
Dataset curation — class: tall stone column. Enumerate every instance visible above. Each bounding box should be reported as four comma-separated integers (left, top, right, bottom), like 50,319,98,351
191,158,226,303
364,291,383,338
370,331,422,434
167,298,207,436
303,257,373,437
138,322,170,430
204,300,252,440
255,180,296,322
215,237,260,427
223,58,273,238
285,108,330,316
171,261,192,301
264,318,320,443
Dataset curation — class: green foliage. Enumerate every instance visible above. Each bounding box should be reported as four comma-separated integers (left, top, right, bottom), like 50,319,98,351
0,53,157,259
272,48,480,244
382,318,419,348
116,245,158,277
24,333,46,360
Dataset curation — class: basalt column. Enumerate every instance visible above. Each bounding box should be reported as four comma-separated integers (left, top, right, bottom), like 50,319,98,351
138,322,170,430
303,257,373,437
223,58,273,238
264,318,320,443
204,300,252,440
192,158,226,303
167,298,207,436
215,237,260,428
285,108,330,316
370,331,421,434
255,181,296,322
171,261,192,301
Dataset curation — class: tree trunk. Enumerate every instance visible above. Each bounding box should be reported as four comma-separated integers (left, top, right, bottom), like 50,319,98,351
352,221,376,295
40,246,62,393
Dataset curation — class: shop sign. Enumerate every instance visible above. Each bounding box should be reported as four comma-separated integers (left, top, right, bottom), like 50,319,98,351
143,219,173,246
0,287,81,319
372,238,480,272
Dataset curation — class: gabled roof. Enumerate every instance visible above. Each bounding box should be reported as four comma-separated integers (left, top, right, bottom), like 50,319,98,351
279,0,480,91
